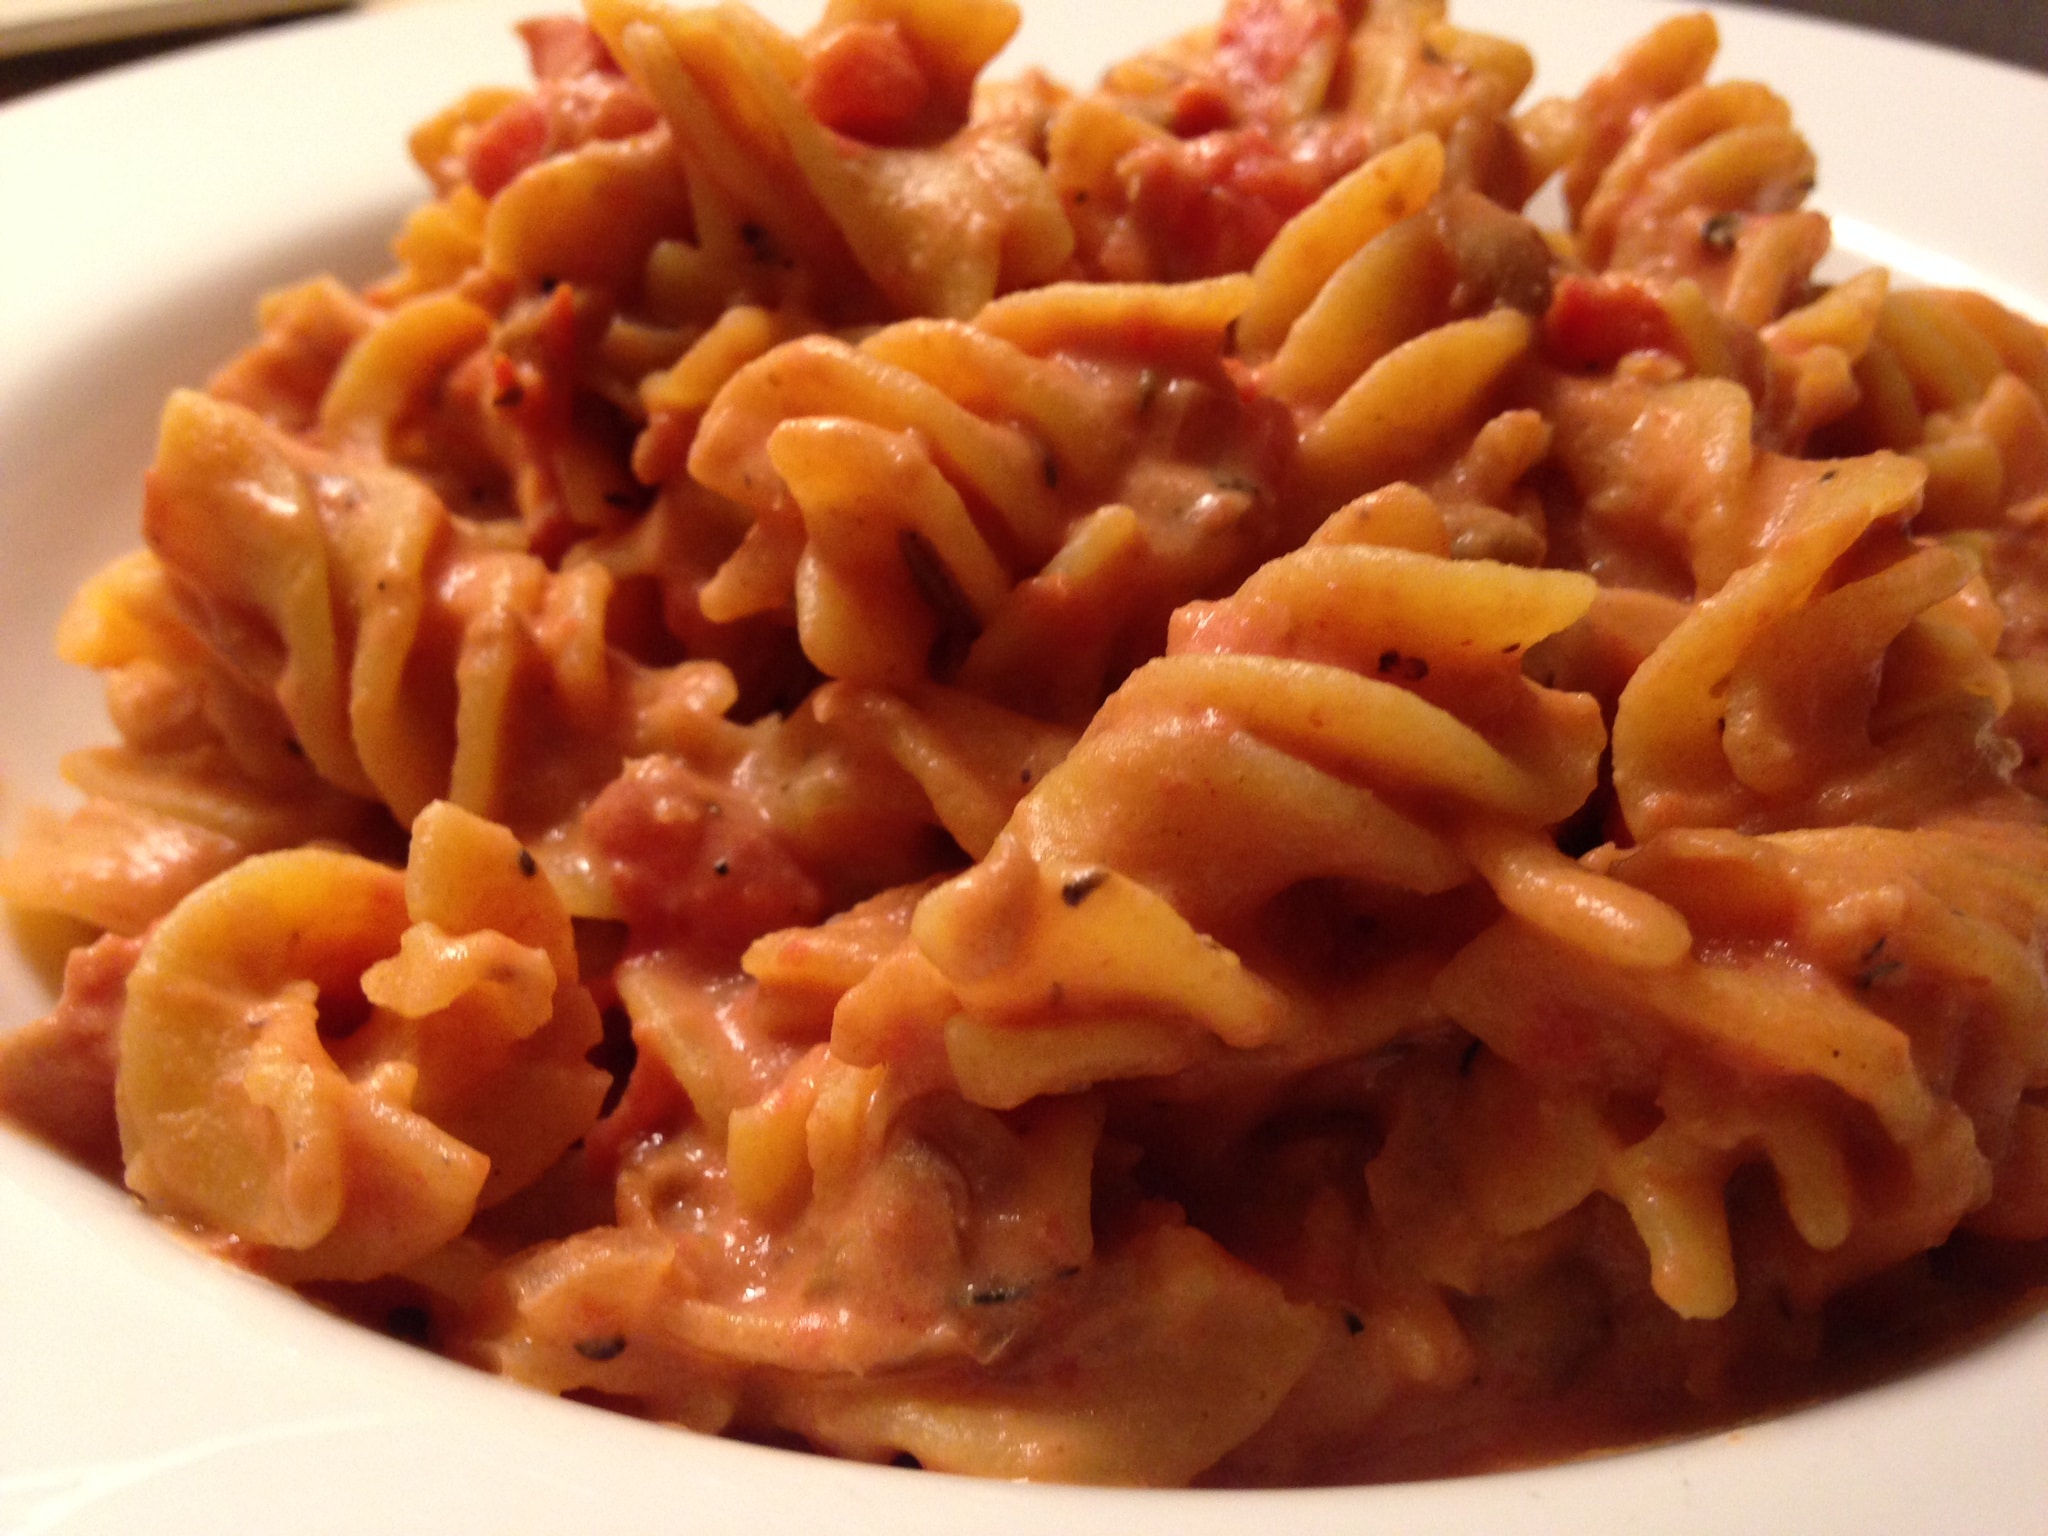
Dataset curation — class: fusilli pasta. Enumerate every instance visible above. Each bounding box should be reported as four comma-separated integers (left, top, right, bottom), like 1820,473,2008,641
4,0,2046,1488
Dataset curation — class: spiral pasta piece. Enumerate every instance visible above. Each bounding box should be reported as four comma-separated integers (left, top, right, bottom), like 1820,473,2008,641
115,801,606,1281
0,546,384,934
142,388,736,837
688,283,1296,713
1612,450,2016,836
823,523,1607,1113
588,0,1068,319
1428,819,2048,1318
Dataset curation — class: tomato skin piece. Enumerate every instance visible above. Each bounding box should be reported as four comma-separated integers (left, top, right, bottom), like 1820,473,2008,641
517,16,620,81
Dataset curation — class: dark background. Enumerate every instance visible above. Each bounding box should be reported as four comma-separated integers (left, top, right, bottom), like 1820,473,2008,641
1730,0,2046,73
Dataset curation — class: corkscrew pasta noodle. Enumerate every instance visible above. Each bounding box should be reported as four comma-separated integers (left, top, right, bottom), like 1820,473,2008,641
4,0,2048,1489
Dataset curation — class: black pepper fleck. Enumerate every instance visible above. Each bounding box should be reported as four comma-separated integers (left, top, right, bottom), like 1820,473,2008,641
573,1335,628,1362
1855,935,1903,989
517,848,538,878
1061,868,1109,906
899,527,982,683
1375,650,1429,682
1702,211,1742,254
966,1282,1029,1307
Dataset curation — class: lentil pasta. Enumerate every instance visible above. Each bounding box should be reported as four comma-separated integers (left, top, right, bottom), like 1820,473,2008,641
4,0,2047,1488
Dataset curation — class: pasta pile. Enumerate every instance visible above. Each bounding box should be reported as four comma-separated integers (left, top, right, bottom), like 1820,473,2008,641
4,0,2048,1487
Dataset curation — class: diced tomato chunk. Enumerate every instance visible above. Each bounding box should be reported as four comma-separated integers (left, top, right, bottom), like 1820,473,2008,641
467,98,550,197
801,20,931,143
1169,80,1237,137
1122,128,1328,279
1213,0,1343,124
1544,274,1681,371
583,757,826,953
465,29,658,198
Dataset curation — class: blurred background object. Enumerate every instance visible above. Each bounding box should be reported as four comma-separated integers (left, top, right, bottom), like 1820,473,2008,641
0,0,2042,108
0,0,336,57
0,0,337,84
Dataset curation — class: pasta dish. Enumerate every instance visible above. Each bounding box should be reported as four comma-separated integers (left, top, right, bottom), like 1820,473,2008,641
3,0,2046,1487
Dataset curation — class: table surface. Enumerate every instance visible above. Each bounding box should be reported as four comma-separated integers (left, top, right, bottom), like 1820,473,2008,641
1729,0,2045,71
1,0,2042,103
